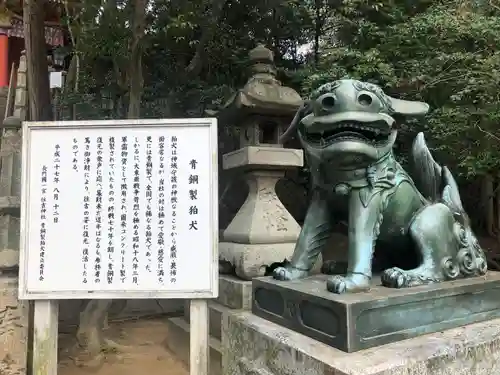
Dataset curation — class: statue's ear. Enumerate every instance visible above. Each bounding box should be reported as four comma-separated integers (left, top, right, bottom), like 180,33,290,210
389,97,430,117
441,166,464,213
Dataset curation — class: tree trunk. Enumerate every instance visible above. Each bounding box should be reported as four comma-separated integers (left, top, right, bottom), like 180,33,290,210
313,0,321,67
127,0,147,118
21,3,52,373
483,174,495,236
76,300,112,358
23,0,52,121
496,176,500,245
75,0,147,365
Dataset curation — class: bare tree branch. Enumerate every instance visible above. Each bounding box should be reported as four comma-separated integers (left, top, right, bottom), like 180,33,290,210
475,121,500,142
186,0,228,77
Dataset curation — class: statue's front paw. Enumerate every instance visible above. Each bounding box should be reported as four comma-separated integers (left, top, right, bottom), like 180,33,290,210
273,266,309,281
326,273,371,294
381,267,409,288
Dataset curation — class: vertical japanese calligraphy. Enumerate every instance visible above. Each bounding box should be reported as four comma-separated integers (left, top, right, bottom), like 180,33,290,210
120,136,128,283
82,137,91,284
132,137,140,284
95,137,104,284
157,136,166,284
107,136,116,284
23,120,216,298
39,165,48,281
145,136,153,273
188,159,199,231
170,136,178,284
72,138,79,172
52,144,61,223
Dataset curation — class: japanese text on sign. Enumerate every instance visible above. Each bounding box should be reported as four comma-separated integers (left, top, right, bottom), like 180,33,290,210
20,119,217,300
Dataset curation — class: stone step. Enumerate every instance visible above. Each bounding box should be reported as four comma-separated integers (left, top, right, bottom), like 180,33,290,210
182,275,253,340
164,317,221,375
183,301,230,341
0,196,20,214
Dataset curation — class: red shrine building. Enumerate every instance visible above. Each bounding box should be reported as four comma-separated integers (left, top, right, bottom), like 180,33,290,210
0,1,66,88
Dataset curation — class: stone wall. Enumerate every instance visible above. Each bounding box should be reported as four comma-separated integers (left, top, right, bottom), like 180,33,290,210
0,87,8,122
0,90,28,375
0,276,28,375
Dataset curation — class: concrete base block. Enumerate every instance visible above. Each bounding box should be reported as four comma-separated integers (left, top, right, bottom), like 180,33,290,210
219,242,295,280
164,316,221,375
219,242,323,281
223,311,500,375
216,275,253,310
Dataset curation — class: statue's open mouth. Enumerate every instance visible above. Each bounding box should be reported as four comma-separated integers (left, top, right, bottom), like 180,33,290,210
302,121,392,147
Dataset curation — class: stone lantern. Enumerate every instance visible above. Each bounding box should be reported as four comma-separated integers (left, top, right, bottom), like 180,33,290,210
223,44,302,147
218,44,317,280
164,45,321,375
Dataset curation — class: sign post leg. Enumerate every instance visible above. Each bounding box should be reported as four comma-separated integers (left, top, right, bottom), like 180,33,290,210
190,299,209,375
33,300,59,375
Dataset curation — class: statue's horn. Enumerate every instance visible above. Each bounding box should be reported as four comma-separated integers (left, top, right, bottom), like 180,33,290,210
279,100,310,144
389,97,430,117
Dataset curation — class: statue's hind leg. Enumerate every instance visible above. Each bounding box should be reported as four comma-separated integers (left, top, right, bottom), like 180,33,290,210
382,203,457,288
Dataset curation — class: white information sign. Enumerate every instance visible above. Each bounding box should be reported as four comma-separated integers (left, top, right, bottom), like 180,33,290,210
19,118,218,300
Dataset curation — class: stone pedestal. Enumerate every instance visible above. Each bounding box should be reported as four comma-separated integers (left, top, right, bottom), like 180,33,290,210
223,311,500,375
252,273,500,352
219,146,309,280
164,275,253,375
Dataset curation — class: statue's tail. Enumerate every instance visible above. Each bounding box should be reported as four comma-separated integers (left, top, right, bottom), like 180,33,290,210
410,132,443,201
411,132,466,214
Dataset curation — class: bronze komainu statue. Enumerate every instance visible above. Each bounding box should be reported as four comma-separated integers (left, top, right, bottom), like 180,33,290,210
274,79,487,294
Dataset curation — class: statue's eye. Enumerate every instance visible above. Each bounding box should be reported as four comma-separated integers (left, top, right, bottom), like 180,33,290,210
358,93,373,106
318,94,336,110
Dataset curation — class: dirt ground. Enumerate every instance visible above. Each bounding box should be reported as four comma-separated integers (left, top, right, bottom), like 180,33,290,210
58,318,188,375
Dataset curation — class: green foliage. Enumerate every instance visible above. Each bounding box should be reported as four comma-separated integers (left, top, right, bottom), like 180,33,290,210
61,0,312,121
297,0,500,177
60,0,500,177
